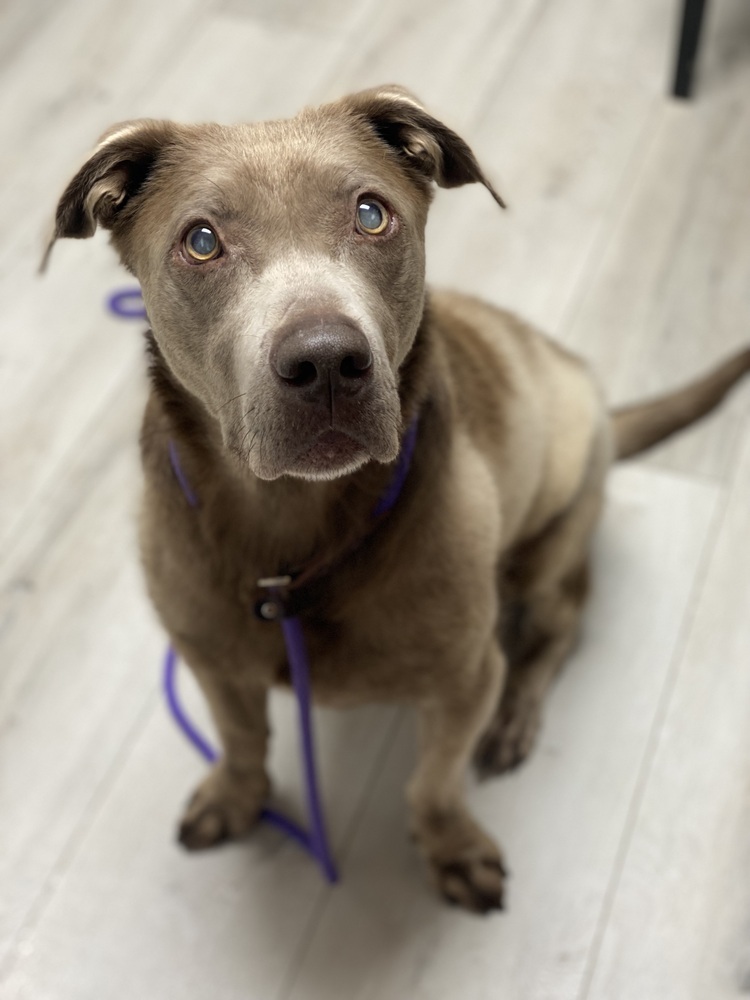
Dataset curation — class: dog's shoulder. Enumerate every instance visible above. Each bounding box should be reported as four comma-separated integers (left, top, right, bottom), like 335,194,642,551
426,289,607,542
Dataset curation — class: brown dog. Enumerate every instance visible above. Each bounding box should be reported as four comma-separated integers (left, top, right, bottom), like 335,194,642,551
47,86,750,913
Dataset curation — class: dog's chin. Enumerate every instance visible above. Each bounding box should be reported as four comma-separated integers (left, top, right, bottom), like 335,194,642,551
247,429,398,482
284,431,372,481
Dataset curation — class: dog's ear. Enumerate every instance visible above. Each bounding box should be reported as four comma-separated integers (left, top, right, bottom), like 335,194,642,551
342,85,505,208
42,119,176,270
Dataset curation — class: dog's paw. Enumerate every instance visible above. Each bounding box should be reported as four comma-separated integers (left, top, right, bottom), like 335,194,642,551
474,688,542,776
412,809,507,914
177,763,269,851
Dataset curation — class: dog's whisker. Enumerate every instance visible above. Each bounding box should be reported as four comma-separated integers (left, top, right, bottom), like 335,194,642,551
218,392,248,413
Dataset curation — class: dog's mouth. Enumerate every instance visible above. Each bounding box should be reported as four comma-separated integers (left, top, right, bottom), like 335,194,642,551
228,419,377,481
230,370,402,481
286,428,371,479
236,417,399,482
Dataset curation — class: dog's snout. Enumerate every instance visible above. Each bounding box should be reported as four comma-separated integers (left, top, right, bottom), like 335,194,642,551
272,320,373,398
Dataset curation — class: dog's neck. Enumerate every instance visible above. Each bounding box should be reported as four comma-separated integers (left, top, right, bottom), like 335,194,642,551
142,307,440,575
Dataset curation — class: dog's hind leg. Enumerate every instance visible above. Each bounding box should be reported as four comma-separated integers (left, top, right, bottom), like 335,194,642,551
475,442,608,777
175,661,271,851
408,642,508,913
475,561,590,775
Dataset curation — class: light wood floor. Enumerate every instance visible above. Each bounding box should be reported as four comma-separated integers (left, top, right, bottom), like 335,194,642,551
2,0,750,996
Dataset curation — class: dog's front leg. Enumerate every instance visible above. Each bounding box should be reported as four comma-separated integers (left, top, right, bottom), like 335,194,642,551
176,663,271,851
408,643,507,913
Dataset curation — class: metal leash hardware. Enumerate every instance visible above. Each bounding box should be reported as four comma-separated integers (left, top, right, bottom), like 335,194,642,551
255,575,293,622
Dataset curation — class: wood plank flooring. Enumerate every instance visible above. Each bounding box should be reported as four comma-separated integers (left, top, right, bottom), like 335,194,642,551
1,0,749,996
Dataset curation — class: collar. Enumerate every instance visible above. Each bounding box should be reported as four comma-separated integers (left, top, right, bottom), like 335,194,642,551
168,418,420,616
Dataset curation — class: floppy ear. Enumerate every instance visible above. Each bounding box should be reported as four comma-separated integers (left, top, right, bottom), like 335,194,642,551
343,85,505,208
42,119,176,270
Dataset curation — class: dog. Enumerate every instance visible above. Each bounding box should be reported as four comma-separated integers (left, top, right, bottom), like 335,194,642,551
46,85,750,913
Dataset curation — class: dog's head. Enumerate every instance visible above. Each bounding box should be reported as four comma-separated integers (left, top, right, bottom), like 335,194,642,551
47,86,503,480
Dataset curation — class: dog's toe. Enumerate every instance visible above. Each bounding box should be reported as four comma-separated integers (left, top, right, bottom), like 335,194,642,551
179,806,232,851
177,764,267,851
433,855,507,914
475,723,532,776
475,693,542,777
413,809,508,915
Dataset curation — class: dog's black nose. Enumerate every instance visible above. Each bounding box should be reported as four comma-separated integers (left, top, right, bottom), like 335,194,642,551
272,320,373,399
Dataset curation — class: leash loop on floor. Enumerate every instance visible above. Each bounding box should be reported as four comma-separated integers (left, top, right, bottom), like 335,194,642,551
107,286,148,319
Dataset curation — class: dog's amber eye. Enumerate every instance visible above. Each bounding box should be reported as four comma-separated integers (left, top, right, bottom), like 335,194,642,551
355,198,389,236
184,225,220,261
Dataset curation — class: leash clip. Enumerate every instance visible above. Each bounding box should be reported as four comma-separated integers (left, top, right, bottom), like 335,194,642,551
257,575,293,588
256,575,293,622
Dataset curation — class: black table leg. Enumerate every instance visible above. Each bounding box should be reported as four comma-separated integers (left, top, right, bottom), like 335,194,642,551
673,0,708,98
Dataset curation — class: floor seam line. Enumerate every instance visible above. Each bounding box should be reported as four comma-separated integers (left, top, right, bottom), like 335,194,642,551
276,708,406,1000
575,482,731,1000
0,684,160,982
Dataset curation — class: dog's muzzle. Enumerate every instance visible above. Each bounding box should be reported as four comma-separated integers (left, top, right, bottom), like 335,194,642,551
235,313,400,480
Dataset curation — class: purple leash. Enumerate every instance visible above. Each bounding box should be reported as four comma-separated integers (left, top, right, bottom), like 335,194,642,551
372,419,418,519
164,433,416,882
108,287,148,320
277,608,338,875
108,284,416,883
164,446,340,881
163,636,331,864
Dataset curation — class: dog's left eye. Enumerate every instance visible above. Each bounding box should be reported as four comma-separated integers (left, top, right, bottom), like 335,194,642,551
355,198,389,236
184,225,221,261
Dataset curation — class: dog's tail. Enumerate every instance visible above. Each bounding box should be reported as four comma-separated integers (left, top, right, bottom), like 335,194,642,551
611,346,750,460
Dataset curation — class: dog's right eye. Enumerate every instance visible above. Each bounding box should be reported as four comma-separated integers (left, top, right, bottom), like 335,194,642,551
355,198,389,236
184,225,220,262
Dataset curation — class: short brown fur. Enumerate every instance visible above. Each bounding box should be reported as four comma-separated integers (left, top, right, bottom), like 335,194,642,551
48,86,750,914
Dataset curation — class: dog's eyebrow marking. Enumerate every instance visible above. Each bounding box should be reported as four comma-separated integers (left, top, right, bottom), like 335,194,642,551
340,173,394,198
173,174,245,225
175,204,247,232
